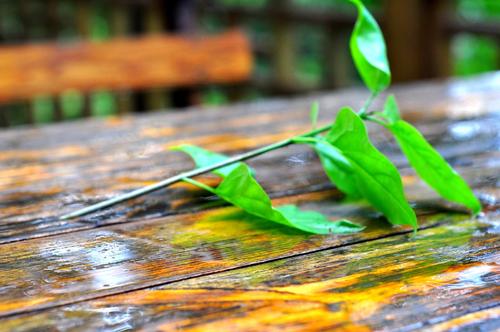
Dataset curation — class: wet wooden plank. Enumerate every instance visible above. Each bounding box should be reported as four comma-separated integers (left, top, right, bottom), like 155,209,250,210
0,118,496,235
0,74,498,330
0,143,497,245
0,160,498,319
0,30,252,103
0,74,499,243
0,115,496,243
0,212,497,331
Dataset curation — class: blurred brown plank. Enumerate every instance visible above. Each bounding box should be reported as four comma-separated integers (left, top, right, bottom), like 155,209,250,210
200,2,363,26
110,1,134,115
445,17,500,40
75,0,90,38
75,0,92,117
0,30,252,103
272,0,296,91
385,0,424,81
385,0,451,81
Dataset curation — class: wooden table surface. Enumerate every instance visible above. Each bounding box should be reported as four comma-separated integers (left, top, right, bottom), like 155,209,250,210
0,73,499,331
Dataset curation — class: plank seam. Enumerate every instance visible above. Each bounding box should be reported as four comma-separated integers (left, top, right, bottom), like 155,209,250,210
0,220,448,319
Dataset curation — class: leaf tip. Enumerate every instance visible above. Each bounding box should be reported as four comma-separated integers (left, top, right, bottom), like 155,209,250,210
169,143,190,151
382,94,401,124
471,199,482,216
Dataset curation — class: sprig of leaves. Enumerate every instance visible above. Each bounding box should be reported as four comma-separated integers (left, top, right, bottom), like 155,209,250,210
348,0,478,217
60,0,481,233
297,108,417,229
374,96,481,214
175,145,364,234
171,0,479,234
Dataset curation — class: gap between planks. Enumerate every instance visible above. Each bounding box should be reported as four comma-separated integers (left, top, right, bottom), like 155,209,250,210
0,224,432,319
1,143,496,245
0,214,495,330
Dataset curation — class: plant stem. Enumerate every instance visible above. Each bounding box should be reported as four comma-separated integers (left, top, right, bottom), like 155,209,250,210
181,177,216,194
59,123,332,220
364,115,387,126
291,137,319,144
358,92,378,117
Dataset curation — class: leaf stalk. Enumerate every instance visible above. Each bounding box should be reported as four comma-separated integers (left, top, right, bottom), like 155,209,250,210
358,92,378,116
59,123,332,220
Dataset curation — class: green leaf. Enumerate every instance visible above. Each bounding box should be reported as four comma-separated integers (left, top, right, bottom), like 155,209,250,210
381,94,401,124
349,0,391,93
313,139,362,199
216,164,364,234
275,205,365,234
310,101,319,130
322,108,417,229
182,163,364,234
378,98,481,214
171,144,241,178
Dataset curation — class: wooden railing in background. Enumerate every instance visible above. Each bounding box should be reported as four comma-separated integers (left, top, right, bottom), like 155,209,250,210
0,0,499,127
385,0,500,82
198,0,500,93
0,0,203,127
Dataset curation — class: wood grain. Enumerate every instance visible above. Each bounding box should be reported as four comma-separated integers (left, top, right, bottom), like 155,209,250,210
0,179,482,318
0,74,498,330
0,155,497,318
0,30,252,103
0,146,497,244
1,74,499,244
0,215,497,331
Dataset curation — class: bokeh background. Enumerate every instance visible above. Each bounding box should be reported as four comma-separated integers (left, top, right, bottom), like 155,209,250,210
0,0,499,127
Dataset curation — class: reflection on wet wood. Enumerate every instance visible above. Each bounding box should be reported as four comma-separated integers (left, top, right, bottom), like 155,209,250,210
0,141,497,244
0,182,482,317
0,74,499,330
0,82,499,243
1,217,497,331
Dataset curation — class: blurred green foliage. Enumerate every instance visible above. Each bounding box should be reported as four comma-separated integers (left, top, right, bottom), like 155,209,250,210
33,96,55,123
218,0,268,8
203,0,498,99
31,1,118,122
453,34,498,76
60,91,84,119
294,25,325,86
202,87,229,106
452,0,500,76
456,0,500,20
202,0,385,93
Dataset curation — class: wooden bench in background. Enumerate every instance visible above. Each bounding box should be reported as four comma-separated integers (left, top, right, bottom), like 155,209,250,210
0,29,252,126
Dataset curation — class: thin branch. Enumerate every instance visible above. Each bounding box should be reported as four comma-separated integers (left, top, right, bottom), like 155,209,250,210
358,91,378,117
59,123,332,220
